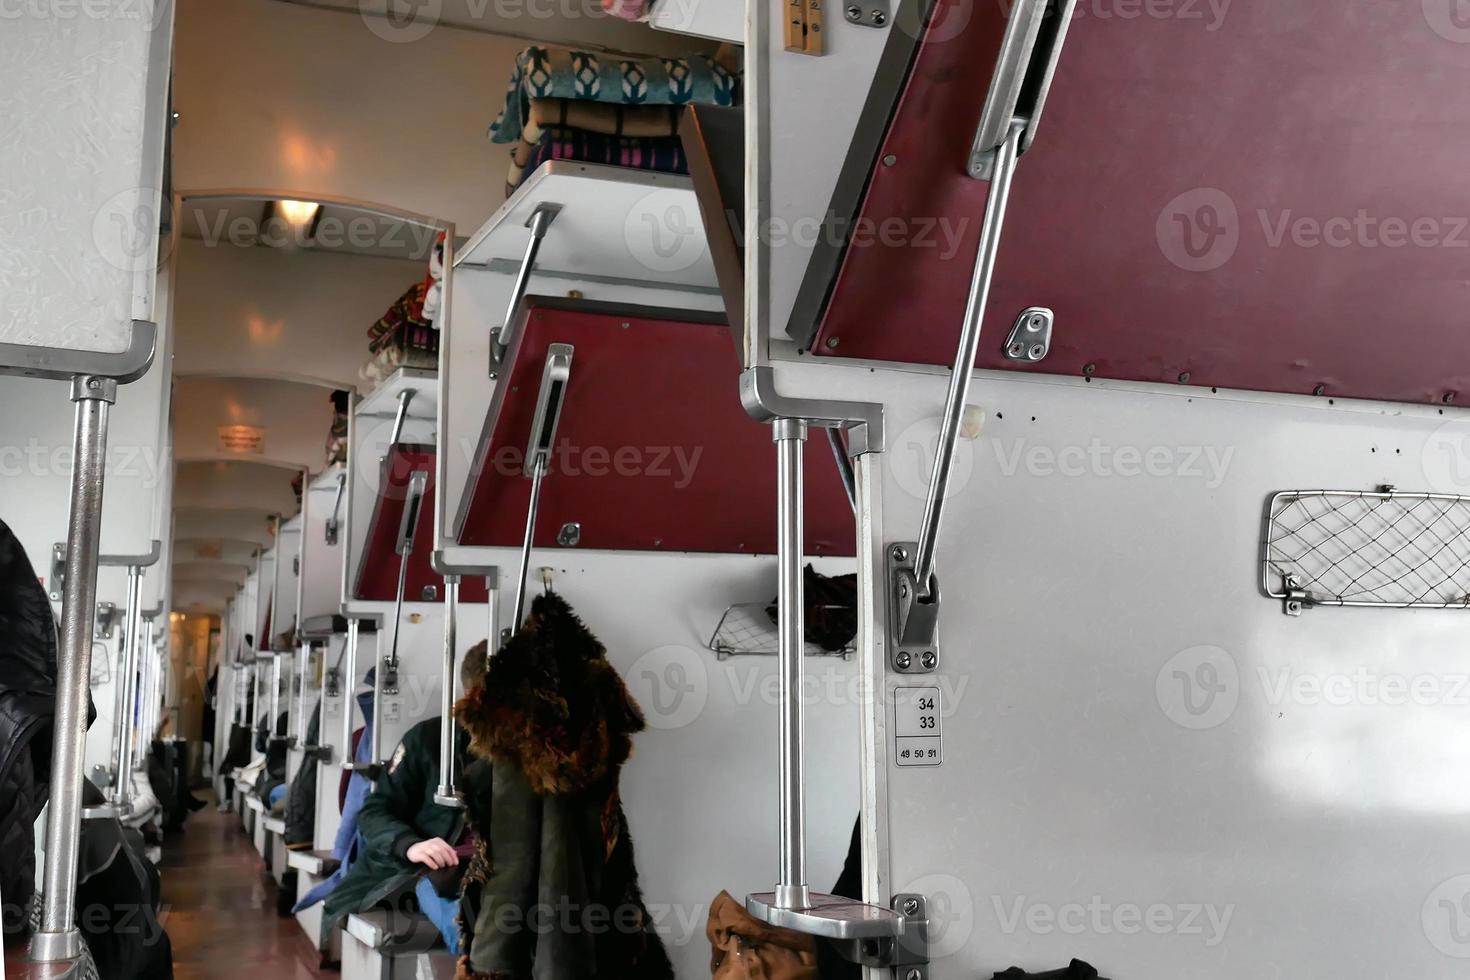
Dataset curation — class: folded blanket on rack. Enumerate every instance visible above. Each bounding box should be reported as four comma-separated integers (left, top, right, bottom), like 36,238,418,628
367,280,432,354
528,97,685,139
506,126,689,194
490,46,739,145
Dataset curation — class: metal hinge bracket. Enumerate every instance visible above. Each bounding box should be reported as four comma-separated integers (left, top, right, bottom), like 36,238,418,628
844,0,890,29
889,543,939,673
1282,574,1308,617
1004,306,1054,362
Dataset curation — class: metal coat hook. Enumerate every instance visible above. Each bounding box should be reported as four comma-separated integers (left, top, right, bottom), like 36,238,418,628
509,344,574,639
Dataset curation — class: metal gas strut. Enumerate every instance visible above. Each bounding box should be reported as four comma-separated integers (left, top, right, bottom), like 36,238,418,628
896,0,1077,678
508,344,573,638
489,203,562,373
368,469,428,770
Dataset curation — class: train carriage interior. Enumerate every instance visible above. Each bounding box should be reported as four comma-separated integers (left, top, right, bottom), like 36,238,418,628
5,1,1470,978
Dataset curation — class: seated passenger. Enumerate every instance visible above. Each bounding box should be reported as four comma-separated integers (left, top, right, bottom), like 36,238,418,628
319,640,490,953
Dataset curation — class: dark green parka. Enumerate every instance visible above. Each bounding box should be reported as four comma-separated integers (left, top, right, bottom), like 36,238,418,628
320,715,471,929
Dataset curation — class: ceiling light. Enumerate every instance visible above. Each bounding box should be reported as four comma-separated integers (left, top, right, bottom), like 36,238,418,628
275,199,321,228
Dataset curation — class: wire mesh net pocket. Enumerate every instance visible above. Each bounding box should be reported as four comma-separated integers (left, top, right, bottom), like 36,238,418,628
1263,488,1470,608
707,602,855,659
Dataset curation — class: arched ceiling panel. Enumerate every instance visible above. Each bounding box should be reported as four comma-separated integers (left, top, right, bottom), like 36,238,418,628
174,460,302,516
174,508,278,547
173,376,338,473
174,538,261,566
172,236,427,387
172,561,251,588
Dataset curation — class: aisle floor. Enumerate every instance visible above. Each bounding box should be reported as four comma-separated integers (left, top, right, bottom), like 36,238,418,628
160,798,327,979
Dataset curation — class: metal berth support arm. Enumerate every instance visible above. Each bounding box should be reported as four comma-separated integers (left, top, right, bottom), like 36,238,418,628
507,344,573,638
367,470,429,771
489,203,563,374
897,0,1077,676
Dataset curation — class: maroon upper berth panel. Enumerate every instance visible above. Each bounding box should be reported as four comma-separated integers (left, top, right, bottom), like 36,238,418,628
812,1,1470,405
355,446,490,603
456,299,855,556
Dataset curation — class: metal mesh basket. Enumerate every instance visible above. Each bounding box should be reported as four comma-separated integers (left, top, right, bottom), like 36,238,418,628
707,602,855,659
1263,487,1470,609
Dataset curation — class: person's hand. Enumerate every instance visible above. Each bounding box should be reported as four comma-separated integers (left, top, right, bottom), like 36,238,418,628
406,837,459,869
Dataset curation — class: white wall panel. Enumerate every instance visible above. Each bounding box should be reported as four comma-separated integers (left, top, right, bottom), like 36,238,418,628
768,357,1470,978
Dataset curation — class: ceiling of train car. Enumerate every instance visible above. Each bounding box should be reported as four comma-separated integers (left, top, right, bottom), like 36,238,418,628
278,0,713,55
169,190,426,617
171,456,304,615
178,197,439,262
173,376,338,472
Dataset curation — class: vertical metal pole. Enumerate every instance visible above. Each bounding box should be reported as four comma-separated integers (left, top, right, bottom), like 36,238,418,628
368,644,387,766
33,375,115,963
486,575,500,662
435,576,461,806
297,643,311,745
252,660,265,748
510,459,546,635
912,123,1025,600
110,565,144,807
270,652,283,743
235,664,247,726
341,618,360,764
772,418,810,911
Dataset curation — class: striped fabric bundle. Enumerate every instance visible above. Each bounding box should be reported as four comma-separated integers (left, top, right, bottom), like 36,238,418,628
507,126,688,196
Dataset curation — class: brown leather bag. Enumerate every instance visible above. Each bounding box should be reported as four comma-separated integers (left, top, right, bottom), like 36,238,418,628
708,890,819,979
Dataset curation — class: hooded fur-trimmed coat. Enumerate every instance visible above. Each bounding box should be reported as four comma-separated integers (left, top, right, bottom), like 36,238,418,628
454,592,673,980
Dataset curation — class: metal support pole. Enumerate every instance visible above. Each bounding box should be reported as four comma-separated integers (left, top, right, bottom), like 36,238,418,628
297,643,311,746
912,122,1025,602
434,576,463,808
773,418,811,911
511,459,546,635
340,618,360,767
33,375,116,963
270,651,283,743
252,660,265,744
110,564,144,806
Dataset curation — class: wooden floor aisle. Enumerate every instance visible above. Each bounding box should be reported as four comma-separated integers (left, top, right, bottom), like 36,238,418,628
160,799,328,979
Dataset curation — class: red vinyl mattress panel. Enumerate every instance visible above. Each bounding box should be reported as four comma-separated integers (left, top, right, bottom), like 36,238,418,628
813,1,1470,405
355,446,490,603
458,302,855,555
